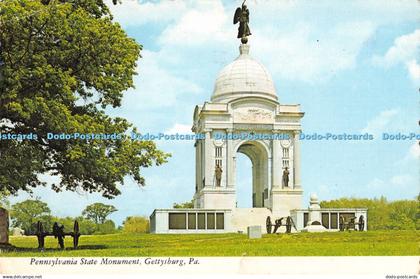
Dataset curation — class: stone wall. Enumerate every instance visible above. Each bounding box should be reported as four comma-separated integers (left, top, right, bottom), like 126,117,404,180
0,208,9,244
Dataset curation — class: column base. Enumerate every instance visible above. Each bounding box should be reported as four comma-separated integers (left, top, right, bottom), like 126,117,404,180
198,188,236,209
270,187,303,217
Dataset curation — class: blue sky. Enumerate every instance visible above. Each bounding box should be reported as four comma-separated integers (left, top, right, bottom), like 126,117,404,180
10,0,420,225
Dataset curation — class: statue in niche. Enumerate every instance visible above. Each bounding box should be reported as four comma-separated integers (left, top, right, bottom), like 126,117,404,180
282,167,289,187
215,164,223,187
233,0,252,44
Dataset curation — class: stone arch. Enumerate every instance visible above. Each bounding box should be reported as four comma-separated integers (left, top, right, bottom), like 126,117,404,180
234,140,270,208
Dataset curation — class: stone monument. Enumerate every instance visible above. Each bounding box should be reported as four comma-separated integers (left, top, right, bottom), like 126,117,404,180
247,225,262,239
301,193,327,232
149,4,368,234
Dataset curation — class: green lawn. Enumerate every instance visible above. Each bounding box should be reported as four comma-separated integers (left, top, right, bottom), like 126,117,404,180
3,230,419,257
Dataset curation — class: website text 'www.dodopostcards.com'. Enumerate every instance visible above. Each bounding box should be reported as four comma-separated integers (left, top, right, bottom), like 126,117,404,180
2,276,42,279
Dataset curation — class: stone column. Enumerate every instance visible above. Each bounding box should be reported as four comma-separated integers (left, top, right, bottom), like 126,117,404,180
226,129,234,188
198,140,202,189
271,130,281,189
195,140,199,192
293,131,301,189
204,131,213,187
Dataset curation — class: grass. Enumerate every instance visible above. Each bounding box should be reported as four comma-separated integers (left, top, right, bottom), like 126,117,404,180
2,230,419,257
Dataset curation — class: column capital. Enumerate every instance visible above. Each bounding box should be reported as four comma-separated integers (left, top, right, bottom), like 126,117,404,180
293,130,302,136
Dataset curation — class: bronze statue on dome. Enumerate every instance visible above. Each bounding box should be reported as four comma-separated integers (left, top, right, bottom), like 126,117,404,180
233,0,252,44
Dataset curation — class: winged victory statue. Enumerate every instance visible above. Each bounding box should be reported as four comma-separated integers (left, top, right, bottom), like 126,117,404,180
233,0,252,44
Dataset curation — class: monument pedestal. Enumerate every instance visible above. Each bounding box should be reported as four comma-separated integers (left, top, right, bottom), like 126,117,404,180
301,224,327,232
197,187,236,209
270,187,303,218
302,193,327,232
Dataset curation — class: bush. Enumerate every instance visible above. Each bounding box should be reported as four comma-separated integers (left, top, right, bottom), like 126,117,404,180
51,217,97,235
321,196,419,230
94,220,117,235
123,216,149,233
173,200,194,209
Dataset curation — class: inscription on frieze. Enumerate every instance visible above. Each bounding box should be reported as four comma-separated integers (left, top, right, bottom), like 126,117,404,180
234,108,274,124
234,123,273,130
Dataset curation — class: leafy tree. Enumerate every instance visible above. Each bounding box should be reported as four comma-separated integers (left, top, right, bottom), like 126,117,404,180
82,202,117,224
173,200,194,209
10,199,52,234
123,216,149,233
387,213,416,230
0,189,11,210
94,219,116,235
0,0,169,198
52,216,97,235
321,196,419,230
387,200,417,230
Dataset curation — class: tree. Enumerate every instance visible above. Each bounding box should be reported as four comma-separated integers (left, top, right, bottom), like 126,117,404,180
0,189,11,210
82,203,117,224
10,199,52,234
173,200,194,209
94,219,117,235
0,0,169,198
321,196,419,230
52,216,97,235
123,216,149,233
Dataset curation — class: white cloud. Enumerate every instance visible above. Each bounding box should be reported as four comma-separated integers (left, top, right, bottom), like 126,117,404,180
107,0,187,27
365,174,415,198
390,174,414,187
107,1,420,84
149,1,380,83
406,59,420,83
408,142,420,160
166,123,192,134
158,1,231,46
122,50,202,108
366,178,385,190
373,29,420,84
373,30,420,67
361,109,399,135
367,174,415,192
394,141,419,167
254,21,376,82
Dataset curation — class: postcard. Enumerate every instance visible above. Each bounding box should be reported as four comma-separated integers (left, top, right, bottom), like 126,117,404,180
0,0,418,278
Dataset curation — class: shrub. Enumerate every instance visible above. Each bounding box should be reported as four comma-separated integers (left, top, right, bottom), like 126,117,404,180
123,216,149,233
94,220,117,235
321,196,419,230
51,216,97,235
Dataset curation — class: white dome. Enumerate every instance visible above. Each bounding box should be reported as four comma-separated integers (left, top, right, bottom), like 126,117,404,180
211,44,277,103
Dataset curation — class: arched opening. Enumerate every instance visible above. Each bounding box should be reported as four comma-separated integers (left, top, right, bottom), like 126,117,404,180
235,141,269,208
236,153,252,208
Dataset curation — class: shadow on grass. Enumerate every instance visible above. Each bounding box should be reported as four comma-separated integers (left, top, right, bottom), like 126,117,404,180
4,244,108,253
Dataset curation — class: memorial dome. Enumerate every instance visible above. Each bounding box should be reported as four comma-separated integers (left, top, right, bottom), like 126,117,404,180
211,44,278,103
